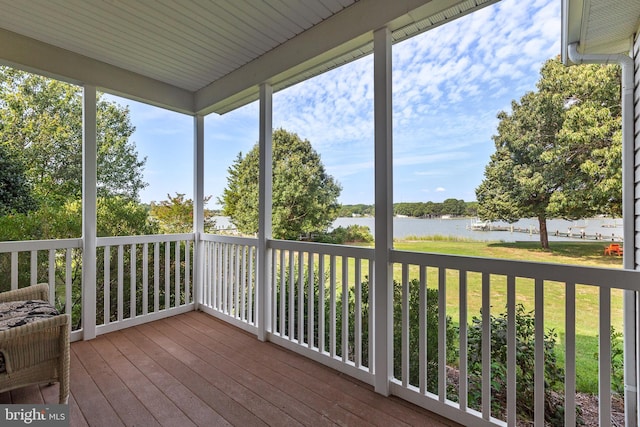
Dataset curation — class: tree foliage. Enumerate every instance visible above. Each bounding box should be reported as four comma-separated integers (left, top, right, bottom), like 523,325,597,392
0,197,158,241
0,67,147,205
0,67,151,241
476,58,621,248
0,143,37,215
221,129,341,240
149,193,216,234
339,200,478,218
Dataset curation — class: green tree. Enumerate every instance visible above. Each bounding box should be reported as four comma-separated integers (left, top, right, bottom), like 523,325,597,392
221,129,342,240
0,67,151,243
149,192,216,234
0,197,158,242
0,67,147,205
476,58,621,249
441,198,466,216
0,143,36,215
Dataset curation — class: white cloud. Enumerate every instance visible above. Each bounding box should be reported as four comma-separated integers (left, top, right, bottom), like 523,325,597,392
436,187,446,192
255,0,559,203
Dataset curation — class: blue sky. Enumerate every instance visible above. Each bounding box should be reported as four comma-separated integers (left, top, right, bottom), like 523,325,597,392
109,0,561,208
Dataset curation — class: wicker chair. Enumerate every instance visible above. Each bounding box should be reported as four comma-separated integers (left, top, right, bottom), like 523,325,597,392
0,283,70,404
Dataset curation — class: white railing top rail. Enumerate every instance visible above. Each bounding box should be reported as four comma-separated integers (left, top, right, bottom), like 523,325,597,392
96,233,194,246
202,234,374,258
0,238,82,253
391,249,640,291
269,239,375,259
201,233,258,245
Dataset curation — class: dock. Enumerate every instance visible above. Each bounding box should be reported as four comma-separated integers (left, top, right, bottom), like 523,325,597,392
473,224,623,242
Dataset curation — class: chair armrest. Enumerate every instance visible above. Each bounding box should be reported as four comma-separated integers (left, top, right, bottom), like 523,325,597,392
0,284,50,303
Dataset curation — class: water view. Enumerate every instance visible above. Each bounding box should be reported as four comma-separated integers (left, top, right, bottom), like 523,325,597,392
214,216,624,242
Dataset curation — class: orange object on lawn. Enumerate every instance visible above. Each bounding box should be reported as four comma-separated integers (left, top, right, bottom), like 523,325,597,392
604,243,623,256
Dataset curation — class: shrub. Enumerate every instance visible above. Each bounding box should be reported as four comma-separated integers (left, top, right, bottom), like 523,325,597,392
335,278,457,394
593,326,624,396
273,266,456,398
392,278,457,393
467,304,577,425
315,225,373,244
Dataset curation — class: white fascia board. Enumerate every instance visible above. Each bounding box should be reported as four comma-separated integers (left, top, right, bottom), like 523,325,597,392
0,28,194,114
563,0,636,62
195,0,471,115
562,0,586,64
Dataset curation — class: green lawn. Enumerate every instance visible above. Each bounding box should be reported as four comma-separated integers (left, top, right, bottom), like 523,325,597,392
390,239,624,394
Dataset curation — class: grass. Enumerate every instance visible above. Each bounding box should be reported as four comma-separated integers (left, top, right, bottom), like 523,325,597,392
390,239,624,394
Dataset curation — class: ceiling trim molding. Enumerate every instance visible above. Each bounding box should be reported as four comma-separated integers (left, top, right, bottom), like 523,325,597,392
0,28,194,114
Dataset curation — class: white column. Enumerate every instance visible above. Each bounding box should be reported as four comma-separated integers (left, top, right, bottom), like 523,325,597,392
257,83,273,342
622,55,638,427
193,114,205,310
567,44,638,425
373,27,393,395
82,85,97,340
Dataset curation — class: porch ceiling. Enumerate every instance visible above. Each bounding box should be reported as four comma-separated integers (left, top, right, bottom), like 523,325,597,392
562,0,640,63
0,0,496,115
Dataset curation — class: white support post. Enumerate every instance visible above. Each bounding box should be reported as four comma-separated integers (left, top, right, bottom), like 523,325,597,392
567,43,638,425
82,85,97,340
193,114,205,310
622,58,638,427
257,83,273,342
373,26,393,396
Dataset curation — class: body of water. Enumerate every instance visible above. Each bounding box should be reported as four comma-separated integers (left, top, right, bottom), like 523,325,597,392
213,216,624,243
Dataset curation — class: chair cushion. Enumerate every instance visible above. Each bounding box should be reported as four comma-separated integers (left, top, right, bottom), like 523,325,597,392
0,300,60,331
0,300,60,373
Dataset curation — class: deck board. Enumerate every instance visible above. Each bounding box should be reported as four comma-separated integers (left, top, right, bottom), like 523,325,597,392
0,311,460,427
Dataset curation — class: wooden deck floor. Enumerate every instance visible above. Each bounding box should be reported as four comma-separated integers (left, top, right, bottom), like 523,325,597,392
0,311,460,426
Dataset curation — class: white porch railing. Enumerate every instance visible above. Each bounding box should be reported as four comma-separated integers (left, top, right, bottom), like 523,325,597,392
2,233,638,426
387,250,636,426
0,234,195,342
201,235,638,427
199,234,258,332
95,234,195,336
0,238,82,340
267,239,375,384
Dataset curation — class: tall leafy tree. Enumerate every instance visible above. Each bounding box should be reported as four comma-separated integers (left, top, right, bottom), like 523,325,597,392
476,58,621,249
0,143,36,215
221,129,342,240
0,67,147,205
0,67,150,242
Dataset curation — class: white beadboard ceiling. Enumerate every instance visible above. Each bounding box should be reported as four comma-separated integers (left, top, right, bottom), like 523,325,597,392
562,0,640,63
0,0,498,114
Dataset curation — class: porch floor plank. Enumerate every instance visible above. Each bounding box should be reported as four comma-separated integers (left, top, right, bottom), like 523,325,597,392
0,312,461,427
